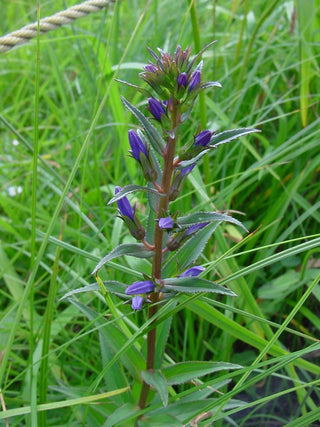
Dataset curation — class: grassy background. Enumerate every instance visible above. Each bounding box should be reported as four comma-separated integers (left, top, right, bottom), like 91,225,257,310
0,0,320,425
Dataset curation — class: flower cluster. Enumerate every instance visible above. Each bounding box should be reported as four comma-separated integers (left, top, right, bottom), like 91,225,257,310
93,43,257,311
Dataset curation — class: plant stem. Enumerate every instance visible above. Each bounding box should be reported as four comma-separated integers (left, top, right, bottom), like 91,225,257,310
138,99,180,410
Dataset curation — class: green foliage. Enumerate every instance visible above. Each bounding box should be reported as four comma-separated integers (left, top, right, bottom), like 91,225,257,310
1,0,319,425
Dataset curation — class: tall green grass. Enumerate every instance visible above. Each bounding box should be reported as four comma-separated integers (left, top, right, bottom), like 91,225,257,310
0,0,319,425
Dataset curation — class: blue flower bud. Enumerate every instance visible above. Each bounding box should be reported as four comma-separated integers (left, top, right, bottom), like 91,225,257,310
174,45,191,68
188,70,201,91
159,216,175,230
144,62,157,73
185,222,209,236
148,97,166,121
128,130,158,182
177,72,188,88
181,164,196,177
125,280,155,295
128,130,148,161
115,186,134,220
194,130,212,146
179,266,205,277
131,295,144,310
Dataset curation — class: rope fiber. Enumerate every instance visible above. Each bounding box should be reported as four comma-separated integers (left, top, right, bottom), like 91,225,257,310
0,0,112,53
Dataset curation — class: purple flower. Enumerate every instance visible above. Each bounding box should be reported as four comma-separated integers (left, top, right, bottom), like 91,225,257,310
194,130,212,146
179,266,205,277
177,72,188,88
115,186,134,220
175,45,191,67
181,164,196,177
188,70,201,91
125,280,155,295
144,62,157,73
131,295,144,310
159,216,175,230
175,45,182,62
128,130,148,161
185,222,209,236
148,97,166,121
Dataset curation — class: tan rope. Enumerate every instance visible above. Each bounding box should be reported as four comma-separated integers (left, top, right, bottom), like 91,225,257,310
0,0,113,53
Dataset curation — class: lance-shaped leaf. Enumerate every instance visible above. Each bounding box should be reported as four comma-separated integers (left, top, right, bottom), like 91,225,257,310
121,96,166,154
176,149,210,168
188,81,222,99
108,184,164,205
177,211,248,233
199,81,222,89
209,128,260,148
115,79,152,98
162,277,236,296
92,243,154,275
100,281,127,296
60,283,100,300
187,40,217,72
145,399,246,423
104,403,139,427
142,369,168,407
60,281,128,301
162,361,242,385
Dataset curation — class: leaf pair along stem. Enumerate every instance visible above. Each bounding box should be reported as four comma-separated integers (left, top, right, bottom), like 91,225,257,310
138,97,181,410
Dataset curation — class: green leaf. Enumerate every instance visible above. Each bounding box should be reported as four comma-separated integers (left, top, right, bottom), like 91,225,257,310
176,149,210,168
199,81,222,89
258,270,302,301
0,389,131,421
104,403,138,427
154,301,177,369
60,283,100,300
141,369,168,407
162,361,242,385
138,414,181,427
102,281,128,296
162,277,236,296
115,78,152,98
297,0,316,127
283,407,320,427
187,40,217,72
147,399,245,423
108,184,163,205
162,222,221,278
121,96,166,154
92,243,154,275
177,211,248,233
190,81,222,98
209,128,260,147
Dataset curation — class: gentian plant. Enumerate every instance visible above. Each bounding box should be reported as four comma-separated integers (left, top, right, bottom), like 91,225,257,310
88,42,259,423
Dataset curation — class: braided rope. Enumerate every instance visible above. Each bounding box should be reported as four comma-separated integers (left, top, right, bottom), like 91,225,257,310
0,0,112,53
